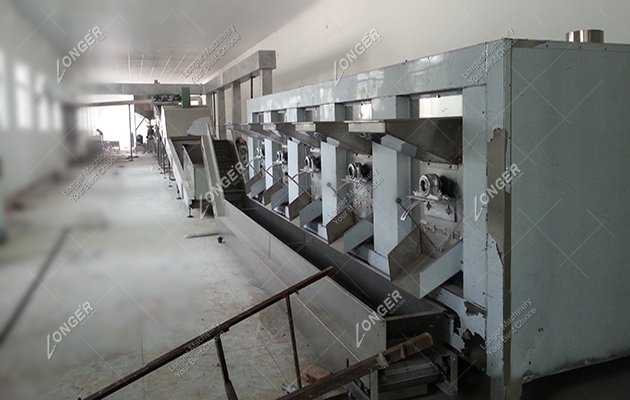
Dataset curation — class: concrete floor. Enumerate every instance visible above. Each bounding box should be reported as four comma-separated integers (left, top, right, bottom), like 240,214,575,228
0,155,323,400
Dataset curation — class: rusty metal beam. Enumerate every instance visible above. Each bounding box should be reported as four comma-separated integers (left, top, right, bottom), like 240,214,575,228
215,335,238,400
286,295,302,389
277,333,433,400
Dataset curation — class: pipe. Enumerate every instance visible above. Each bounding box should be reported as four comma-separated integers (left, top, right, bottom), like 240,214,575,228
566,29,604,43
77,99,153,108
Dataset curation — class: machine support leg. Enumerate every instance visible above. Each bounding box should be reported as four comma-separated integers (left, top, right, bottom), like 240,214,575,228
286,295,302,388
128,104,134,161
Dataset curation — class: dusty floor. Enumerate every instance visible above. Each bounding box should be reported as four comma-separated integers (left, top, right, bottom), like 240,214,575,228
0,154,321,400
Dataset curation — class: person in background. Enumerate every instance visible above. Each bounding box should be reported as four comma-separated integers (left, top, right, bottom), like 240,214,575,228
146,125,156,154
147,125,155,140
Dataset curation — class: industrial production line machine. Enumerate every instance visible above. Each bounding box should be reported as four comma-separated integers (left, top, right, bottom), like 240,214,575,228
82,34,629,400
197,35,630,400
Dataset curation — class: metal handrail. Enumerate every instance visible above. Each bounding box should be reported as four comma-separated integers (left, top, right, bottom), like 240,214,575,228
80,266,334,400
278,333,433,400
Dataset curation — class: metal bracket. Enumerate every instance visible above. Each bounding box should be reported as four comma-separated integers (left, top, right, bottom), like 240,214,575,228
407,193,456,222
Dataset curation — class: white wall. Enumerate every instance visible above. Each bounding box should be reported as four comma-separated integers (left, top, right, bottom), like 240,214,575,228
0,0,67,197
220,0,630,122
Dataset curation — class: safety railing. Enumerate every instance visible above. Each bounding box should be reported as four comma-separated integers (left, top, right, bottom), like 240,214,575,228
80,267,334,400
278,333,433,400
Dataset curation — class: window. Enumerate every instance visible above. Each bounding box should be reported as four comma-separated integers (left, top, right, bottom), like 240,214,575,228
15,62,33,130
77,108,84,131
52,101,63,132
36,74,50,131
0,50,8,130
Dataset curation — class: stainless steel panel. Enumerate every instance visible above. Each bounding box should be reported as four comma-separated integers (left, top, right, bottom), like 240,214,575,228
417,93,463,118
220,202,386,362
320,141,348,225
262,180,283,205
166,137,200,207
246,136,263,179
264,139,282,188
287,139,309,203
249,178,266,198
324,209,356,244
201,134,225,216
284,108,305,123
372,96,411,120
286,192,310,220
247,43,489,114
372,142,412,268
204,75,223,94
418,241,462,298
319,103,345,122
388,228,423,280
349,119,463,163
299,199,322,226
205,50,276,93
461,86,489,309
343,219,374,253
270,186,288,209
508,45,630,381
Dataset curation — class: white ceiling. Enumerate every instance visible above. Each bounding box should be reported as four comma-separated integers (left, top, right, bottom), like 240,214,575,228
12,0,315,84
